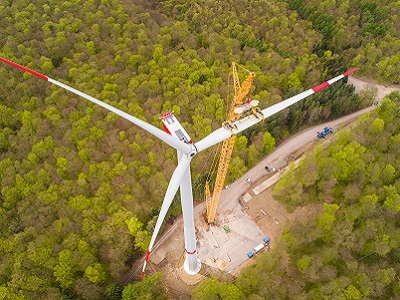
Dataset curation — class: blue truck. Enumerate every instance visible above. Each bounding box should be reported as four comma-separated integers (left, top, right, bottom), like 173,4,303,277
317,127,333,139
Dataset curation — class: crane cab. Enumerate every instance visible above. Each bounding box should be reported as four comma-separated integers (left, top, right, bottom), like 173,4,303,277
161,111,192,144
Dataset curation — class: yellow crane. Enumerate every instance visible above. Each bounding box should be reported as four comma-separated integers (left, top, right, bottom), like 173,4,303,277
205,62,259,224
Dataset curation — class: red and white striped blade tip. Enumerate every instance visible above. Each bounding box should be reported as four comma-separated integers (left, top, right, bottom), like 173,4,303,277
0,57,48,81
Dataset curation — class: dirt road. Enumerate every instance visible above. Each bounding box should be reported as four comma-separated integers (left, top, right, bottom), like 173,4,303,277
348,76,400,100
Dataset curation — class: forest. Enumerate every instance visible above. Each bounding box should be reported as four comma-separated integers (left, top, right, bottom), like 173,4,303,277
0,0,399,299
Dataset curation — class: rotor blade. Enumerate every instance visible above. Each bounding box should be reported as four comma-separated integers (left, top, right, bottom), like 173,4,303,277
141,154,191,278
261,68,358,119
195,68,358,152
0,57,192,154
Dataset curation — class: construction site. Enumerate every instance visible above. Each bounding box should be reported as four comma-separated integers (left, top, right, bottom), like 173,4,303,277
140,99,376,298
117,68,379,298
145,137,316,297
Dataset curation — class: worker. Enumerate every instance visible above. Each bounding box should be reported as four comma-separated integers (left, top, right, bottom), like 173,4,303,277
246,178,252,184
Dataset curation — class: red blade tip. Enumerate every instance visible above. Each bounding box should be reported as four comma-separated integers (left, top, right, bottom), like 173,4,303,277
0,57,48,81
343,68,358,76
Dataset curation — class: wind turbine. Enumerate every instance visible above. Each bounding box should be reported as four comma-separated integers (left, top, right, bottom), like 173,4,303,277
0,57,357,278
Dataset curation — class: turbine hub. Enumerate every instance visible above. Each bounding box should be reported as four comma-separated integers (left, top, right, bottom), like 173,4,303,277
189,144,198,157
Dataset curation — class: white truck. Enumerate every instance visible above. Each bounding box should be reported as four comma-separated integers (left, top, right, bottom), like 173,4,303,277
253,243,265,252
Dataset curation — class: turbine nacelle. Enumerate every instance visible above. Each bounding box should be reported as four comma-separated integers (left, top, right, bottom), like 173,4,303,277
161,111,199,158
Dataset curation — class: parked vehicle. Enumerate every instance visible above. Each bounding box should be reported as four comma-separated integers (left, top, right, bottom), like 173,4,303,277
223,225,231,233
253,243,265,252
317,127,333,139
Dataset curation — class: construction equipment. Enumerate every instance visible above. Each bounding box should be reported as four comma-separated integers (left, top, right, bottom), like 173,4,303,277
205,62,261,224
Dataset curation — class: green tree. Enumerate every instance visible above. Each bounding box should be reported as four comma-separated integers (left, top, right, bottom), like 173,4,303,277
219,284,244,300
370,117,385,134
297,255,312,273
84,263,106,284
191,277,223,300
134,231,151,252
106,283,123,300
54,250,75,289
56,157,69,176
343,285,362,300
317,203,339,234
227,156,247,182
126,216,143,236
122,273,167,300
380,164,395,185
234,135,248,151
383,186,400,213
263,131,276,153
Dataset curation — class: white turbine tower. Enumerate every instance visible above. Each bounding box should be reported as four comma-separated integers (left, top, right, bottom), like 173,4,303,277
0,57,357,278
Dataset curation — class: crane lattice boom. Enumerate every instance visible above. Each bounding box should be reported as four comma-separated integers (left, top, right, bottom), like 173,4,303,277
205,62,255,223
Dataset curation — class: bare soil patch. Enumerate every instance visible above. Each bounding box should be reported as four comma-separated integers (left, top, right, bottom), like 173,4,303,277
247,186,323,244
246,142,323,246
